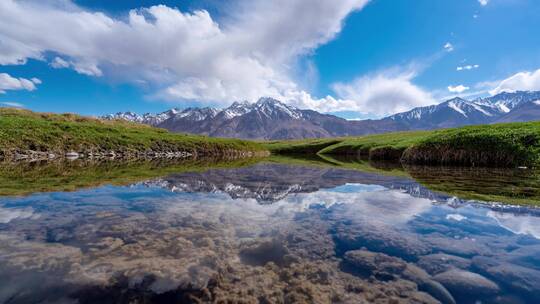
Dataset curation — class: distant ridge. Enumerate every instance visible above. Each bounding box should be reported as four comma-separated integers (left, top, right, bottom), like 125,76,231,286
103,91,540,139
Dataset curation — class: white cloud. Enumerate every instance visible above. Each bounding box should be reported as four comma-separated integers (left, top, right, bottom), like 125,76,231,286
489,68,540,95
0,73,41,94
444,42,454,52
318,68,436,116
0,0,369,106
50,56,102,76
448,84,470,93
50,57,70,69
0,101,25,108
456,64,479,71
478,0,489,6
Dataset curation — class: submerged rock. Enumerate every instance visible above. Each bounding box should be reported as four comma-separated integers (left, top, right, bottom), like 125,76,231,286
335,226,431,261
344,250,455,304
472,256,540,297
417,253,472,275
433,269,499,298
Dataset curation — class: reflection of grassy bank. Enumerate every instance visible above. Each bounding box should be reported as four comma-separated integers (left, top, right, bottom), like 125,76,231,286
264,122,540,168
406,166,540,206
266,154,408,177
270,155,540,206
2,154,539,206
0,158,261,197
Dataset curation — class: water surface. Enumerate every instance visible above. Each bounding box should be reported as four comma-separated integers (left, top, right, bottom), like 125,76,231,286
1,160,539,303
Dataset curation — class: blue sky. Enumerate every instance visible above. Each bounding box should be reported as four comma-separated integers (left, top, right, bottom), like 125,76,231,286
1,0,540,118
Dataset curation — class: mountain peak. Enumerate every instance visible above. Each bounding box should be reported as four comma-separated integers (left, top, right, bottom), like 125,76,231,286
102,91,540,140
444,97,468,104
256,97,281,105
253,97,302,119
229,100,251,108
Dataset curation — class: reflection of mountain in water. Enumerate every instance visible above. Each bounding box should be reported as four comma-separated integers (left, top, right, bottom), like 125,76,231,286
142,163,443,203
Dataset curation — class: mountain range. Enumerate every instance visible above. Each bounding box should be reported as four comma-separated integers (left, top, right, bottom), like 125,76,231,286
103,91,540,140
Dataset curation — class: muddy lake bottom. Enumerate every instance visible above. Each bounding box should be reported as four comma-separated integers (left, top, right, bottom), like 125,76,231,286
0,160,539,304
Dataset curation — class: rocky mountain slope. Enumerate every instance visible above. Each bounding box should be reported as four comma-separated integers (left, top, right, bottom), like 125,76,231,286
385,91,540,130
103,91,540,140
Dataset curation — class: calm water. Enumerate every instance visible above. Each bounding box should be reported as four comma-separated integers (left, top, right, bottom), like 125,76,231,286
1,161,540,304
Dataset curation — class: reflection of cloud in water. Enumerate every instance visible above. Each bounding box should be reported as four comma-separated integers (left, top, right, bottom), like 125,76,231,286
157,188,434,232
0,206,38,223
308,189,433,226
488,211,540,239
446,214,467,222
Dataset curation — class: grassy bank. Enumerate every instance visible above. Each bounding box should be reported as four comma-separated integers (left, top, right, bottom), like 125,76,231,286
0,108,265,159
264,122,540,167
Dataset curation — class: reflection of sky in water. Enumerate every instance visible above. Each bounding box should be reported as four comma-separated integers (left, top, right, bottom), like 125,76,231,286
0,165,539,303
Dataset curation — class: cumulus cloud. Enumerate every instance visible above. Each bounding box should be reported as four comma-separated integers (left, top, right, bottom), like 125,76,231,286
0,0,369,106
322,68,436,116
447,85,470,93
0,73,41,94
443,42,454,52
456,64,479,71
489,68,540,95
50,57,70,69
478,0,489,6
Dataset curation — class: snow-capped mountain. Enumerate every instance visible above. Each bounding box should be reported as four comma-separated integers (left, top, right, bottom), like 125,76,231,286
386,91,540,130
104,108,180,125
103,111,146,124
478,91,540,113
104,97,379,139
103,91,540,139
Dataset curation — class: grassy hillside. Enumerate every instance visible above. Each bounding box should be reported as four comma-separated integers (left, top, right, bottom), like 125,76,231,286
264,121,540,167
0,108,265,159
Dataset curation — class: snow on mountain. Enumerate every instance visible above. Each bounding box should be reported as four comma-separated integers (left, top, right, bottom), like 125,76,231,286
254,97,303,119
387,92,540,129
447,99,469,117
221,101,252,118
174,107,220,121
103,111,145,123
103,98,302,125
480,91,540,112
103,91,540,139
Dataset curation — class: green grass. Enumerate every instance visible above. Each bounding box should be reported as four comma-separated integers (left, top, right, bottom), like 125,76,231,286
318,131,431,158
265,121,540,167
0,108,265,158
403,122,540,167
262,138,342,154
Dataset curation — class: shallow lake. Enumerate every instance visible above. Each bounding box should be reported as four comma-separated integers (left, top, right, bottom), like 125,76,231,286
0,158,539,303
